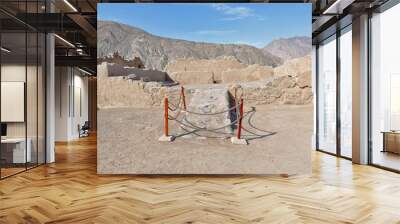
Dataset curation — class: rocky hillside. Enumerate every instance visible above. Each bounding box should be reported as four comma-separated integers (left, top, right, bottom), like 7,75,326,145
262,37,311,61
98,20,283,71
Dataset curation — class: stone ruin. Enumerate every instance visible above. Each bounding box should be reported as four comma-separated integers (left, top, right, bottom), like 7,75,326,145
97,54,312,109
164,56,276,84
180,87,233,138
98,52,145,68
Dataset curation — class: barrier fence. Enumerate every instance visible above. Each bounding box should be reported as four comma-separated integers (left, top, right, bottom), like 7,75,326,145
159,86,275,144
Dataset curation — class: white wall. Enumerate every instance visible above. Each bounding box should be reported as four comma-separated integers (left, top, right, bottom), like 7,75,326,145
1,63,47,164
55,67,70,141
71,73,89,138
1,65,34,138
55,67,89,141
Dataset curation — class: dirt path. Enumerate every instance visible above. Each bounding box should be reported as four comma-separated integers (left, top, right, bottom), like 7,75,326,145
98,104,313,175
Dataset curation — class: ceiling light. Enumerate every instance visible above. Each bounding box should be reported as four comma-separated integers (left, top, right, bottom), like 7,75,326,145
323,0,355,15
1,47,11,53
54,34,75,48
78,67,93,76
63,0,78,12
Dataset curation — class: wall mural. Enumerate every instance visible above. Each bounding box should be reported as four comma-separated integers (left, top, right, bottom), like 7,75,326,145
97,3,313,174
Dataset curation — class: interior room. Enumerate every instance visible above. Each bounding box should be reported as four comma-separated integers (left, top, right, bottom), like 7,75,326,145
370,2,400,171
0,0,400,223
0,11,46,178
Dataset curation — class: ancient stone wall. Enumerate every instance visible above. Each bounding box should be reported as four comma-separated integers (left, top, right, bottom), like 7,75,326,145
221,64,274,83
98,55,312,109
106,63,167,81
165,57,279,84
98,63,180,109
168,71,214,85
165,57,247,83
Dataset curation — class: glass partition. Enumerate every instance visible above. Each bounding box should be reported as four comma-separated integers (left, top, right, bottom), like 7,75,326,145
339,26,352,158
0,1,46,179
0,31,28,177
27,31,38,169
317,35,337,154
370,3,400,171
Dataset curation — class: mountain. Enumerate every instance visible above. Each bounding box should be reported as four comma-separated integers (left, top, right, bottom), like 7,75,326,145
98,20,283,71
262,37,312,61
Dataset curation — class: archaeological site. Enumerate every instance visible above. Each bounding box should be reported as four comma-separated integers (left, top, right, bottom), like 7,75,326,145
97,20,313,175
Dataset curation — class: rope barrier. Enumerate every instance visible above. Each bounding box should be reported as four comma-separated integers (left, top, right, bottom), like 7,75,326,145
167,97,181,111
169,110,252,138
161,86,275,143
182,104,238,116
168,112,274,140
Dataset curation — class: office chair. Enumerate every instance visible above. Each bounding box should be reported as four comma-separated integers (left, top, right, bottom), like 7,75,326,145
79,121,90,138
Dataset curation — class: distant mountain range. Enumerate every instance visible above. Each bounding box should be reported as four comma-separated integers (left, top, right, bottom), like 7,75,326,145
262,37,311,61
98,20,311,70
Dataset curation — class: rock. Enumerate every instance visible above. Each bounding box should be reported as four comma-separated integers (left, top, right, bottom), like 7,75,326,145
296,71,312,88
268,76,295,89
262,37,311,61
182,87,233,138
274,55,311,78
168,71,214,85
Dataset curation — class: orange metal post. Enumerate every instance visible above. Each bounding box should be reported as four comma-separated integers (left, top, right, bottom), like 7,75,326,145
164,97,169,136
237,98,244,139
181,86,187,110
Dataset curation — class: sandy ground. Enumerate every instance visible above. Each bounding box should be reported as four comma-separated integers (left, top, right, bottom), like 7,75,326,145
98,104,313,175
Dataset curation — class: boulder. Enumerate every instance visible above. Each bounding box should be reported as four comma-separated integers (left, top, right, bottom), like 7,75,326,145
182,87,233,138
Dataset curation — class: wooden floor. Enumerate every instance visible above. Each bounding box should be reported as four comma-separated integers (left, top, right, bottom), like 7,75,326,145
1,135,400,224
372,150,400,171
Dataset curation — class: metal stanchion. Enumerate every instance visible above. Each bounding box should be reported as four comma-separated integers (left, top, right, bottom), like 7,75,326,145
231,98,248,145
158,96,175,142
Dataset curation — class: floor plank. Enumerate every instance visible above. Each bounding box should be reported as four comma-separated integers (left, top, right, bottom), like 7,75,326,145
0,134,400,224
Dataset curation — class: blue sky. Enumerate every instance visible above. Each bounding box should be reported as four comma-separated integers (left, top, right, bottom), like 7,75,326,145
98,3,311,48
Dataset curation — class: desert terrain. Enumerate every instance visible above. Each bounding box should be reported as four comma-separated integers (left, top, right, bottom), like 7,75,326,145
98,104,313,174
97,20,313,174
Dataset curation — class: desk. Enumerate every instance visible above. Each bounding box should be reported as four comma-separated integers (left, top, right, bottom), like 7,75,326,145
382,131,400,154
1,138,31,163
